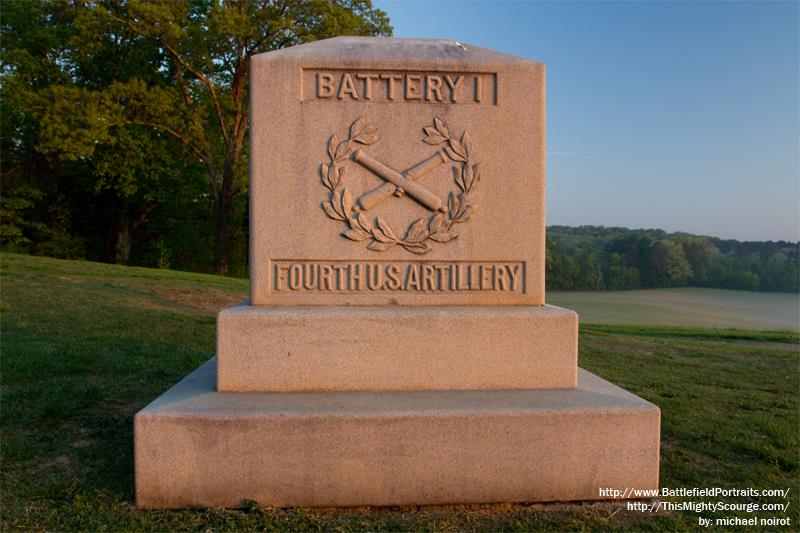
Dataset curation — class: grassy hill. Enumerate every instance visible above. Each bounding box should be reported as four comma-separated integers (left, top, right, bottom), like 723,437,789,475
1,253,798,531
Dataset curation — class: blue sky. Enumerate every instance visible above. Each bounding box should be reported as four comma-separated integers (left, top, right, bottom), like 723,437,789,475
376,1,799,241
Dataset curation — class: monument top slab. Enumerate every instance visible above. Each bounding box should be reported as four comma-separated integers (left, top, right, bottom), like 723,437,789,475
262,36,541,65
250,37,545,306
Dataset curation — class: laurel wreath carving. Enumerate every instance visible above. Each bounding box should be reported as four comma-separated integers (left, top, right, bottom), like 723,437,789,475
320,117,481,254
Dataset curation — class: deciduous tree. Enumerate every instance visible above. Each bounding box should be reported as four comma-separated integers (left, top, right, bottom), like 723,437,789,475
3,0,391,273
76,0,392,273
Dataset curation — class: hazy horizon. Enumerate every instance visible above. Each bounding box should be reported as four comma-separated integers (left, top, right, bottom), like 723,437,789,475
378,1,800,242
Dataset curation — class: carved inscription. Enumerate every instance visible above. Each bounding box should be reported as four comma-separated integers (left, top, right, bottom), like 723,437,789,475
272,261,525,293
303,70,496,104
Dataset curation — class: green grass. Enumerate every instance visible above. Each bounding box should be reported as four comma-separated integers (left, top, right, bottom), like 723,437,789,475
549,288,800,331
2,252,798,531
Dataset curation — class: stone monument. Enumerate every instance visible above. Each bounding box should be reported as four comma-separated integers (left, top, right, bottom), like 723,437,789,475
135,37,660,508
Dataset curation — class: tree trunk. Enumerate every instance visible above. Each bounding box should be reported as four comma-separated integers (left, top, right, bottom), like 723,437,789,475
213,108,247,276
103,202,120,263
104,204,132,264
213,190,231,275
115,214,132,264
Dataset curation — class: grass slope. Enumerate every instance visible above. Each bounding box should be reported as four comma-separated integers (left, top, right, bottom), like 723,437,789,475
2,253,798,531
549,288,800,332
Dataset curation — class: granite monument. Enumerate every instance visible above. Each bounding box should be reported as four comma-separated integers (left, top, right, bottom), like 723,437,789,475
135,37,660,508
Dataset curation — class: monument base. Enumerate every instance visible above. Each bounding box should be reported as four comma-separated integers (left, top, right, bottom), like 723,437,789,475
217,304,578,392
135,359,660,509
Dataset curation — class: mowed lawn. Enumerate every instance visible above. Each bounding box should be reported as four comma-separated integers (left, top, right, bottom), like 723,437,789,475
549,288,800,332
1,252,798,531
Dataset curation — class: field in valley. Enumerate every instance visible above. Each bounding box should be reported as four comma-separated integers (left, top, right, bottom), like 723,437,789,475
549,287,799,332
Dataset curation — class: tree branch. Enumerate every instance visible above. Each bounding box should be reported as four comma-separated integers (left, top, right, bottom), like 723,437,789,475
109,12,230,146
132,201,157,232
123,120,203,159
174,65,193,106
123,120,219,197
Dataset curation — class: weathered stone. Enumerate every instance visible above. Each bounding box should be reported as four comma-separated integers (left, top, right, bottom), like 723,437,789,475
217,304,578,392
249,37,545,306
136,359,661,509
134,37,660,509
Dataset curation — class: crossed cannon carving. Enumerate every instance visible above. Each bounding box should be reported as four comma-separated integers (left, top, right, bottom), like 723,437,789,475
351,149,448,213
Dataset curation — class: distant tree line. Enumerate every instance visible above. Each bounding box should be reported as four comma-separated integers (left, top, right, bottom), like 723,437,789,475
547,226,799,293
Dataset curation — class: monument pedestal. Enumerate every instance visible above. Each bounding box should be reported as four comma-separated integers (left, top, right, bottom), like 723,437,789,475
217,304,578,392
135,358,660,509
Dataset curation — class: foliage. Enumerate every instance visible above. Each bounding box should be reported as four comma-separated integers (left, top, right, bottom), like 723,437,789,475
547,226,799,292
0,186,46,249
1,253,797,531
0,186,87,258
1,0,391,274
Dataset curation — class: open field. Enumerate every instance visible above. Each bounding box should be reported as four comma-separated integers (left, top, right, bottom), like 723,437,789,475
1,253,798,531
549,288,799,332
